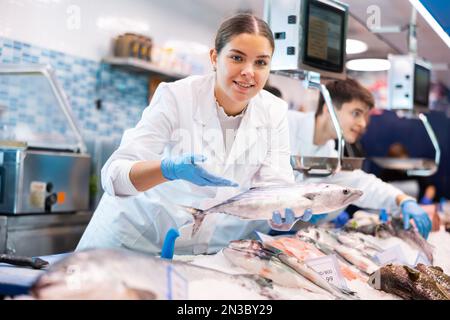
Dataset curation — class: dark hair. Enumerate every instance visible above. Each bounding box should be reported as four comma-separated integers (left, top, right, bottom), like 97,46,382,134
215,14,275,54
316,78,375,116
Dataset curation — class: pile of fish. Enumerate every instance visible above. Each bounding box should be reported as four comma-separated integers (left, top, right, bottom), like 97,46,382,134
222,215,450,300
369,263,450,300
28,248,279,300
223,239,358,300
345,216,434,264
188,183,363,235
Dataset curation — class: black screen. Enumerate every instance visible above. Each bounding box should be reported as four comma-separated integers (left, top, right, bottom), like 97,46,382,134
303,0,346,73
413,64,431,108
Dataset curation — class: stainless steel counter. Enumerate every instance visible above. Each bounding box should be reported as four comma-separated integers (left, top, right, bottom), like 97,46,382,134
0,211,92,256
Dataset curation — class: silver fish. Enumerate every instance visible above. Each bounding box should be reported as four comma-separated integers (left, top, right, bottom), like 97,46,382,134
273,250,359,300
189,183,363,235
298,228,379,275
223,240,335,298
30,248,278,300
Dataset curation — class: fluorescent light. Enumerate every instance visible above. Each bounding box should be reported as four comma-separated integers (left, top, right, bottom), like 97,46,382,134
346,59,391,71
409,0,450,48
346,39,368,54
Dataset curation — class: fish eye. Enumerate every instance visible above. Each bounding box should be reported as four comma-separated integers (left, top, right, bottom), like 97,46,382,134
343,189,350,195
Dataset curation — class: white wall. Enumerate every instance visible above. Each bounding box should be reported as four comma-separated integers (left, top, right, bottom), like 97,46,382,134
0,0,219,61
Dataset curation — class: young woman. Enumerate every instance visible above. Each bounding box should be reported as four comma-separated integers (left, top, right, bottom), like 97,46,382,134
77,14,306,255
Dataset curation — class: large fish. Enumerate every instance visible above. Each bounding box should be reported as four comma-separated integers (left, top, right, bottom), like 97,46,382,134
30,248,278,300
223,240,334,298
368,264,450,300
188,183,363,235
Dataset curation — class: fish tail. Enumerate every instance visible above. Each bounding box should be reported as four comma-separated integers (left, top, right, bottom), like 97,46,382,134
181,206,206,237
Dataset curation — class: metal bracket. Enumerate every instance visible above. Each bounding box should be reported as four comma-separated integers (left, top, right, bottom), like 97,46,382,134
274,70,347,176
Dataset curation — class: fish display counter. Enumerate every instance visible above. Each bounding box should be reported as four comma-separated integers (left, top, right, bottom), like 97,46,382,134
0,221,449,300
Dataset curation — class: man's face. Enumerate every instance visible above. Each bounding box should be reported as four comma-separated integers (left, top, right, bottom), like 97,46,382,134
335,100,370,144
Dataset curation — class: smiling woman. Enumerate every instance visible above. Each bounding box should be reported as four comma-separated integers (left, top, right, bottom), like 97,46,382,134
210,14,275,116
75,13,301,256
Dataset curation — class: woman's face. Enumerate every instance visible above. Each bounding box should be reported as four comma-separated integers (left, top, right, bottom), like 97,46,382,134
210,33,273,112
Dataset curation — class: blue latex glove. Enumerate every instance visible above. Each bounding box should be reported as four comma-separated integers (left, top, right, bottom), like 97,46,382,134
270,208,312,230
401,200,432,239
161,154,238,187
309,213,328,225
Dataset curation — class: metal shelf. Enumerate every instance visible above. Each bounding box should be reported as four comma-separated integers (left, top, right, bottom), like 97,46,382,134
102,56,189,80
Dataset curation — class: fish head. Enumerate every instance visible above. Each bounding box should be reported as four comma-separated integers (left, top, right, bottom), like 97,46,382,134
303,184,363,211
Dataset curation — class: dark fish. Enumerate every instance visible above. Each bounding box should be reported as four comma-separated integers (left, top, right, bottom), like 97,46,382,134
416,263,450,294
368,264,450,300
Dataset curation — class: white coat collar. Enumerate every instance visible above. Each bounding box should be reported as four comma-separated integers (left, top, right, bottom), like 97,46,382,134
192,73,266,128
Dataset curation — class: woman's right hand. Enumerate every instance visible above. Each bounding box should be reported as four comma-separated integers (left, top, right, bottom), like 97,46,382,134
160,154,239,187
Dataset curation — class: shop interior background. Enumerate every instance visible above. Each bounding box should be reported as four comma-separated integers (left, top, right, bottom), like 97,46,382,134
0,0,449,205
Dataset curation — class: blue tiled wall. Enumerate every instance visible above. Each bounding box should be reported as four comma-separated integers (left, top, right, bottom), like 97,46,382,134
0,37,149,143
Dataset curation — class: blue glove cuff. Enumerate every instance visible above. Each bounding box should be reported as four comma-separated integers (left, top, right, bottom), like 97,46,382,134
400,198,416,210
161,158,177,181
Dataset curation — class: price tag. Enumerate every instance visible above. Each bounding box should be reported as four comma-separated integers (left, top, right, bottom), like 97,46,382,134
305,255,348,290
255,231,276,243
374,245,407,265
414,251,431,266
166,264,188,300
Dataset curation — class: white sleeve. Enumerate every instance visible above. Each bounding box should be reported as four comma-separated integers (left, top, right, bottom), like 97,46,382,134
321,169,404,215
251,103,295,186
101,84,178,197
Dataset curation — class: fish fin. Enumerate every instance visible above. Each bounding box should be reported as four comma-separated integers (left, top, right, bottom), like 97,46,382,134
404,266,421,282
303,192,317,201
181,206,206,237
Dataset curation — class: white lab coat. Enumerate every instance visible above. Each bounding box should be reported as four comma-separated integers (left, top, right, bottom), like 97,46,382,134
287,110,403,220
77,73,294,255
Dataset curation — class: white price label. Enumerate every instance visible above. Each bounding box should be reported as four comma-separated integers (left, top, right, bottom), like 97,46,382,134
255,231,276,243
305,255,348,290
414,251,431,266
166,264,188,300
374,245,407,265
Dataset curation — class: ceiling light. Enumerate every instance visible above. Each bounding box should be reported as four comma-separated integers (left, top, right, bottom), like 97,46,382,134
409,0,450,48
346,59,391,71
346,39,368,54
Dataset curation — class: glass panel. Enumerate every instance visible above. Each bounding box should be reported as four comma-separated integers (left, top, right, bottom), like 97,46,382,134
0,70,80,150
